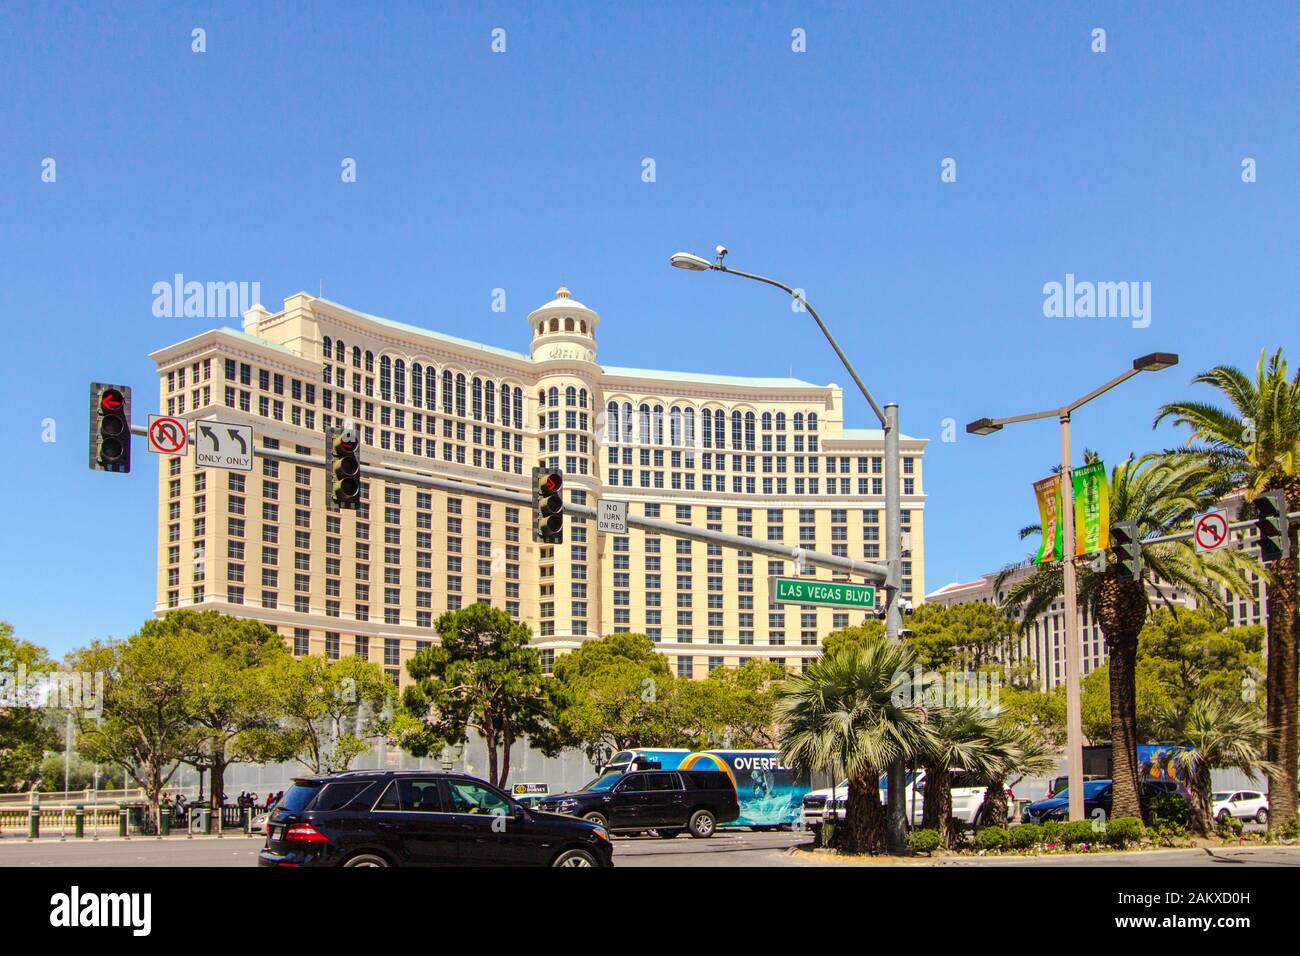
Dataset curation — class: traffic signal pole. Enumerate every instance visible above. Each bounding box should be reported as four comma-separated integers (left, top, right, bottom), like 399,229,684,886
127,423,890,583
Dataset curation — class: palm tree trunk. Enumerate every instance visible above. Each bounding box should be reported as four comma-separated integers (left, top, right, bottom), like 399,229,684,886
975,774,1010,828
921,763,954,845
1265,546,1299,831
1188,761,1213,838
1107,631,1143,821
842,772,888,854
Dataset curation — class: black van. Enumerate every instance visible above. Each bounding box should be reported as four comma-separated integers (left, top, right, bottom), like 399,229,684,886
257,770,613,867
535,769,740,838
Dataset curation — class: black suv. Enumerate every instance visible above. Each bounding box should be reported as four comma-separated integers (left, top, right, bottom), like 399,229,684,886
536,769,739,838
257,770,613,867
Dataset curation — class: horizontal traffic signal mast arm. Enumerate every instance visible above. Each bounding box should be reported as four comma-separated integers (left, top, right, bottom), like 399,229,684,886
1138,512,1300,547
128,423,889,582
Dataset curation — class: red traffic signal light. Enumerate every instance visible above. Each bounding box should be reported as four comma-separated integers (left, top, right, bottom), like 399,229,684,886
99,388,124,413
89,382,132,473
533,466,565,543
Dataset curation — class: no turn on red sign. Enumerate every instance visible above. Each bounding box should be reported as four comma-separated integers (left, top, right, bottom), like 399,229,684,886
1194,509,1231,553
147,415,189,455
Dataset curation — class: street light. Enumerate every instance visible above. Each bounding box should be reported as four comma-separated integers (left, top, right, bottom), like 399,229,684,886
670,246,909,851
965,353,1178,822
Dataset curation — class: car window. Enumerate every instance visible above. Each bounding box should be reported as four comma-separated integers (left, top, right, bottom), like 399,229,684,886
395,779,445,812
617,775,652,793
314,781,377,811
443,779,512,816
280,783,323,813
582,773,623,792
373,781,401,812
645,773,679,791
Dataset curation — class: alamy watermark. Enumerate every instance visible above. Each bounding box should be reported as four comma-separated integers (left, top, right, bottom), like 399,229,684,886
1042,273,1151,328
0,664,103,717
152,274,262,319
891,665,1001,714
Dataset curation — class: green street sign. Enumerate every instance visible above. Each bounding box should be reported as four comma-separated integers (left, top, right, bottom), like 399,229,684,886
768,576,878,610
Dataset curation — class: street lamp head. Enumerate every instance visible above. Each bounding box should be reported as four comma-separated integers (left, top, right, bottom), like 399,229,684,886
669,252,713,272
965,417,1003,436
1133,352,1179,372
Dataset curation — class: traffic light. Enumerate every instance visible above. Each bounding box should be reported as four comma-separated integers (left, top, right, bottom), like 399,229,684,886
327,422,362,509
89,382,131,473
533,466,564,543
1110,521,1141,581
1255,490,1291,562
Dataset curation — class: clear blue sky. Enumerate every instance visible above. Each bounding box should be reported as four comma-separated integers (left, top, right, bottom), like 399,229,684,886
2,2,1297,656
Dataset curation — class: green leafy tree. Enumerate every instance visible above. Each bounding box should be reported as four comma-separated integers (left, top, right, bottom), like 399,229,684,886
905,603,1021,673
821,620,885,656
972,718,1058,828
538,633,674,763
998,453,1257,821
918,706,1006,846
265,654,394,774
68,633,205,829
142,611,292,810
701,659,787,748
1156,695,1275,836
398,603,547,788
1155,348,1300,829
778,639,934,855
0,622,59,791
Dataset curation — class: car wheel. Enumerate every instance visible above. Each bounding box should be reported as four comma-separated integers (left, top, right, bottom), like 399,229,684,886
654,828,681,839
341,852,390,868
552,848,598,867
688,809,716,838
582,811,608,829
1256,809,1269,825
1217,809,1230,822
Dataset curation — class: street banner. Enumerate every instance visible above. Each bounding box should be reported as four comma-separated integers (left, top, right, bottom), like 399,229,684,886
1032,473,1063,564
1071,459,1110,556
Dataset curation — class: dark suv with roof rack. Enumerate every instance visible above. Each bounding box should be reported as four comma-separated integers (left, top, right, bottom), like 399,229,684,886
257,770,613,867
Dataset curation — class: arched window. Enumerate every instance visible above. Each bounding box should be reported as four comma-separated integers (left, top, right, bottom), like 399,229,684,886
776,411,786,430
702,409,713,448
411,364,423,409
455,374,466,417
565,386,576,407
501,385,511,427
744,411,756,450
564,317,574,332
394,359,406,404
731,411,743,449
352,346,361,368
579,388,588,409
670,406,682,446
472,377,483,420
322,336,332,360
607,401,620,444
808,412,818,431
793,412,804,430
653,405,664,445
379,356,392,401
714,409,725,447
365,351,374,373
549,318,559,333
513,389,523,426
621,402,633,443
425,368,436,411
485,380,496,423
580,320,587,334
335,340,345,363
442,370,454,413
762,411,773,431
639,404,651,445
684,407,695,447
548,387,559,407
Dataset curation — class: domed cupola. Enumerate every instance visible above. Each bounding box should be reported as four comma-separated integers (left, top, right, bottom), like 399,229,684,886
528,286,599,364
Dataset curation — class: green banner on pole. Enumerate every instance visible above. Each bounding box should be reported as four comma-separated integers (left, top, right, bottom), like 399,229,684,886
1071,459,1110,556
1032,473,1063,564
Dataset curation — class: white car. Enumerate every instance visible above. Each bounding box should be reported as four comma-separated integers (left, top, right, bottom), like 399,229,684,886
800,771,998,829
249,811,270,835
1212,790,1268,825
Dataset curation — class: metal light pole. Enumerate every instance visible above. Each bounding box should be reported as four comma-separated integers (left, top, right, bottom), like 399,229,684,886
671,247,909,851
966,352,1177,822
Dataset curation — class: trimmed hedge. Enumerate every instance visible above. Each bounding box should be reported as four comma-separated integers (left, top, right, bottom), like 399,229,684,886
973,826,1010,851
1009,823,1042,848
1105,816,1144,847
910,828,941,854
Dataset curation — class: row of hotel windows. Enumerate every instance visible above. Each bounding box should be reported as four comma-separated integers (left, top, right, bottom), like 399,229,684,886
606,403,824,451
323,356,530,428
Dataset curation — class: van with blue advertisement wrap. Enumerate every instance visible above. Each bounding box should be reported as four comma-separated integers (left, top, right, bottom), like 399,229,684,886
599,748,809,829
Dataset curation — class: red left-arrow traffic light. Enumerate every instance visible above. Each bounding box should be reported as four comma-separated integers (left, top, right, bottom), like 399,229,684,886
90,383,132,473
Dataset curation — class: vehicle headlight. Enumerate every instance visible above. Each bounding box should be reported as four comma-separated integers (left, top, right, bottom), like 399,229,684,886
592,826,610,842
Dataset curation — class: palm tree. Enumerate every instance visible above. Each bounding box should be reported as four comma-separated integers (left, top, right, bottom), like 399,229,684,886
1155,695,1275,836
972,721,1060,828
1155,348,1300,830
917,706,1007,845
777,640,934,854
996,453,1257,822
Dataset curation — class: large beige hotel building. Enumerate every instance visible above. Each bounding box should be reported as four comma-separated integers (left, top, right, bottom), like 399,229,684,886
151,288,927,685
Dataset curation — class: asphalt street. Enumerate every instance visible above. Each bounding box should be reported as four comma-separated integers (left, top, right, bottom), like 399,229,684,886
0,831,1296,867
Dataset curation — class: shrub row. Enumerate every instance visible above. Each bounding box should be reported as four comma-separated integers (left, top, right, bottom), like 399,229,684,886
910,817,1146,854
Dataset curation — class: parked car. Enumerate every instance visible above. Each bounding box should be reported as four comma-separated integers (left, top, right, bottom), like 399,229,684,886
535,768,739,838
257,770,613,867
800,770,1000,831
1022,778,1189,824
249,811,270,835
1212,790,1268,825
1044,774,1107,799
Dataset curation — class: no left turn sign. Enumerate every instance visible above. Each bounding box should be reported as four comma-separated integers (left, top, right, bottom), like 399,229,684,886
1194,509,1230,553
147,415,189,455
